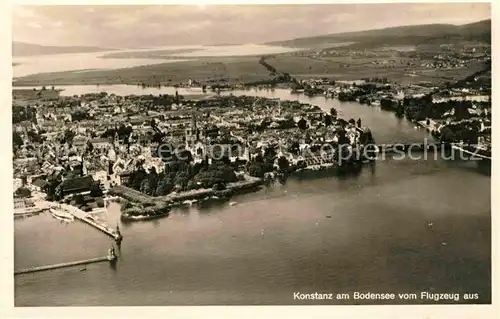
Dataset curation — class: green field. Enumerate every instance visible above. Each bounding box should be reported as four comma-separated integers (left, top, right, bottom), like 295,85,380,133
13,52,488,87
13,56,273,86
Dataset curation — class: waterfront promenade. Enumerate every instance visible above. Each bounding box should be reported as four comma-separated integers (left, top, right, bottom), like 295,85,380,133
110,174,263,205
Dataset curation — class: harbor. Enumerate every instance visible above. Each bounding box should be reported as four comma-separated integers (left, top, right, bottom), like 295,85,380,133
23,200,124,243
59,203,123,243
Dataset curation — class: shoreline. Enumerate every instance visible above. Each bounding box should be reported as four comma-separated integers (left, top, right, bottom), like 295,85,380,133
109,174,264,207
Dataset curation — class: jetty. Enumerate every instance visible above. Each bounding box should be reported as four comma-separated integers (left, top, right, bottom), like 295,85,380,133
15,247,117,275
60,203,123,243
15,257,110,275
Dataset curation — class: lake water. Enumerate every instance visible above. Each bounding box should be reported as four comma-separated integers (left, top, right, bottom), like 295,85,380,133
12,44,302,78
14,86,491,305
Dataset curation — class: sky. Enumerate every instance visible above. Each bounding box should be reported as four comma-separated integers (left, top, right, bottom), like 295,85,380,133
12,3,491,48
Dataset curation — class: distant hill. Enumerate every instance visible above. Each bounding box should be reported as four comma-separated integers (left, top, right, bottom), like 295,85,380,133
13,42,116,57
269,19,491,48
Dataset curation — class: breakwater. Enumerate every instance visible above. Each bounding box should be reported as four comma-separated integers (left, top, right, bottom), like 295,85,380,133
15,256,113,275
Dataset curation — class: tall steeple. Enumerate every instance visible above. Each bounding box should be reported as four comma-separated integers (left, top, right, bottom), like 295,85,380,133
191,111,199,141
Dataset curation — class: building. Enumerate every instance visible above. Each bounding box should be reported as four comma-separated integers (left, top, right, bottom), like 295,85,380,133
55,175,95,198
185,112,199,148
13,178,23,192
73,135,88,150
116,171,133,186
89,138,113,150
32,178,49,192
14,198,27,210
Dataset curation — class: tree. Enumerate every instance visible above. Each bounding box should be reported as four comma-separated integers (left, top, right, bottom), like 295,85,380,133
439,126,456,143
264,146,277,161
380,98,396,110
297,118,308,130
277,156,290,172
337,130,349,145
212,182,226,191
14,187,31,198
324,114,332,126
140,178,152,195
12,131,23,149
454,101,472,120
86,140,94,153
74,194,85,206
90,181,104,197
155,179,174,196
357,118,362,128
330,108,338,119
120,199,133,211
130,168,147,190
248,163,264,178
174,171,189,190
147,171,159,194
288,141,300,155
62,129,76,144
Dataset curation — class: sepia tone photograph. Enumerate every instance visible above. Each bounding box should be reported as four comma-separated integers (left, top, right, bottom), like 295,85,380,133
11,1,492,308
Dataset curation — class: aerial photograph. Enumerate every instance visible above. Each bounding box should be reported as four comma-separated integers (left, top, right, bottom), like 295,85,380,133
12,3,491,306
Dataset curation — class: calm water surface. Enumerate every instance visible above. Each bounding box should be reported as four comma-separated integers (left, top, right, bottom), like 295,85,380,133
13,44,301,78
14,87,491,305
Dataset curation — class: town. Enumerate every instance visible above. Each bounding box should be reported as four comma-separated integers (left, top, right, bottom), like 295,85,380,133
12,86,376,221
13,55,491,222
12,14,492,229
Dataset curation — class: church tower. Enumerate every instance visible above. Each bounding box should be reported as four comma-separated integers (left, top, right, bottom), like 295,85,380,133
191,111,198,140
114,130,120,148
186,111,199,148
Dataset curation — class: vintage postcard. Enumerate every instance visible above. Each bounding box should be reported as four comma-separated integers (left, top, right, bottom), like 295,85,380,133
3,0,497,318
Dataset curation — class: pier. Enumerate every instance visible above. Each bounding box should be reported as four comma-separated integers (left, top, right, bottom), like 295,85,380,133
15,247,117,275
59,203,123,243
15,256,112,275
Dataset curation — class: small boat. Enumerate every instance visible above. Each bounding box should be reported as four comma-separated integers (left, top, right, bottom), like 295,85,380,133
229,201,238,206
182,199,198,206
326,215,332,218
80,267,87,272
50,207,74,222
